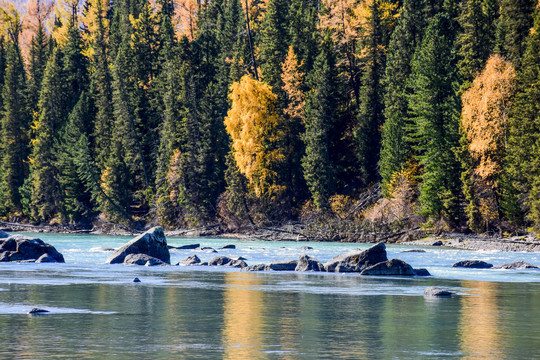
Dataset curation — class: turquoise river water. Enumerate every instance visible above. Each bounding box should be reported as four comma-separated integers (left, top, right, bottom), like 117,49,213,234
0,233,539,359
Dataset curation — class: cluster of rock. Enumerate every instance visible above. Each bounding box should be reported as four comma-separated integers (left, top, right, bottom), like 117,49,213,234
452,259,539,269
0,234,64,263
175,242,431,276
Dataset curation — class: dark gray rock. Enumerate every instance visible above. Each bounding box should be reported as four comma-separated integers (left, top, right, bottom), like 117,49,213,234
173,244,200,250
235,256,247,261
124,254,168,266
493,261,539,270
243,264,267,271
324,242,388,272
452,260,493,269
0,230,8,239
229,260,248,268
360,259,416,276
295,255,325,272
0,236,64,262
177,254,202,266
36,253,58,263
298,246,313,251
401,249,426,253
106,227,170,264
28,308,49,314
219,244,236,250
424,286,454,297
199,262,209,266
432,241,443,246
414,268,431,276
266,260,298,271
90,247,116,252
208,256,233,266
133,277,141,283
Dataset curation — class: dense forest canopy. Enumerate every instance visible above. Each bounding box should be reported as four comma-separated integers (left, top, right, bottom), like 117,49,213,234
0,0,539,235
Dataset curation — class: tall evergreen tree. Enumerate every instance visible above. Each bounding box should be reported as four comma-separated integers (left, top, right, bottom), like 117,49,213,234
380,0,442,191
302,36,338,210
27,16,49,114
355,0,386,185
457,0,490,84
0,40,29,216
259,0,290,96
505,9,540,228
408,13,462,224
496,0,536,68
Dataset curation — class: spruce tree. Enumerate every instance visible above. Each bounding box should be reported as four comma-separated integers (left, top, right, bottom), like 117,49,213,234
496,0,536,68
302,36,338,210
380,0,435,191
0,40,29,216
27,20,49,114
259,0,290,96
355,0,386,185
505,9,540,228
30,50,64,222
408,13,462,224
457,0,490,84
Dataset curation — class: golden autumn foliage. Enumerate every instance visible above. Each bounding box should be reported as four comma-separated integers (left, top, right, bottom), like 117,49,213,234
48,0,80,45
462,55,516,182
224,75,287,200
281,46,305,121
81,0,109,58
173,0,199,41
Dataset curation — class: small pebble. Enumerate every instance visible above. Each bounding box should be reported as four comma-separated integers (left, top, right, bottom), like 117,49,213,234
133,277,141,283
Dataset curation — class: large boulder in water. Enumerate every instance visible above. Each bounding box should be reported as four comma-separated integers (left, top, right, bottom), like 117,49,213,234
295,255,325,272
106,227,170,264
452,260,493,269
0,235,64,263
360,259,416,276
324,242,388,272
177,254,202,266
265,260,298,271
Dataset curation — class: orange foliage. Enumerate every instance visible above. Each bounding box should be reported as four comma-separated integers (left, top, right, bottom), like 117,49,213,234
224,75,287,200
281,46,305,121
173,0,199,41
461,55,516,183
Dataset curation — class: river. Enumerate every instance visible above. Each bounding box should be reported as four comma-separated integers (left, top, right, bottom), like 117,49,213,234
0,233,539,359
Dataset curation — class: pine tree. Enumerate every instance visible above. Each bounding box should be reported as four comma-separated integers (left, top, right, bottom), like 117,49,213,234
288,0,318,74
0,40,29,216
56,92,95,223
483,0,500,53
457,0,490,84
259,0,290,96
408,13,462,224
30,50,64,222
505,9,540,228
302,36,338,211
27,9,50,114
380,0,436,191
496,0,536,68
355,0,386,185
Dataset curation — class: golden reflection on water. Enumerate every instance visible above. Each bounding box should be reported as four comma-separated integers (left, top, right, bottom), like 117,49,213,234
459,280,503,359
222,272,267,360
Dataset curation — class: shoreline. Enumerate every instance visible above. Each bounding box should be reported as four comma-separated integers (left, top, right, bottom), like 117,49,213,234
2,221,539,252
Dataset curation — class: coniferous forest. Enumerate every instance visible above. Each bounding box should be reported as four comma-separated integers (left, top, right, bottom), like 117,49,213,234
1,0,540,237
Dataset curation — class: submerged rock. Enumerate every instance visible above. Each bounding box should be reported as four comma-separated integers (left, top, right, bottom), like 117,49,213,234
401,249,426,253
295,255,325,272
413,268,431,276
133,277,141,283
360,259,416,276
124,254,168,266
265,260,298,271
170,244,200,250
106,227,170,265
0,230,8,238
324,242,388,272
452,260,493,269
177,254,202,266
28,308,49,314
0,236,64,263
424,286,454,297
298,246,314,251
219,245,236,250
493,261,539,270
